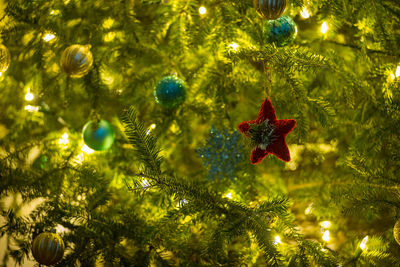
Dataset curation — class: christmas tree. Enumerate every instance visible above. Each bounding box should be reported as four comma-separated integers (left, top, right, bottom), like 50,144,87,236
1,0,400,266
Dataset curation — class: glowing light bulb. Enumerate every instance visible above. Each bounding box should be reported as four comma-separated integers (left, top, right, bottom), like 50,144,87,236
146,124,157,135
228,42,239,51
273,235,281,245
396,66,400,78
142,179,150,189
58,132,69,146
320,221,331,229
103,18,115,29
199,6,207,15
225,192,232,199
322,230,330,242
25,91,34,101
104,32,116,42
300,7,310,19
390,73,396,80
77,195,82,201
321,22,329,34
81,144,94,154
359,236,368,250
43,33,56,42
24,105,39,112
305,203,313,215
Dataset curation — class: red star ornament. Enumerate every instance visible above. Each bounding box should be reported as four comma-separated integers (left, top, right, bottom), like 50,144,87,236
238,98,296,164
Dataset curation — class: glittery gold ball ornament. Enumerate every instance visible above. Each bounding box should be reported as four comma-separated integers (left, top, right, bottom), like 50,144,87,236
394,219,400,245
0,44,11,73
254,0,288,20
32,232,64,266
60,44,93,78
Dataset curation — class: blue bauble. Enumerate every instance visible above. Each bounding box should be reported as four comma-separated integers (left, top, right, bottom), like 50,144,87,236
264,15,297,47
154,76,186,108
82,120,115,151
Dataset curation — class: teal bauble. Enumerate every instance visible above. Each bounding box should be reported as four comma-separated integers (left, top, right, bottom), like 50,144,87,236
154,76,186,108
82,120,115,151
264,15,297,47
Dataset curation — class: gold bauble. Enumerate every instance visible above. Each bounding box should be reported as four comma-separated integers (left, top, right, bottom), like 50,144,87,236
32,232,65,266
0,44,11,73
254,0,288,20
394,219,400,245
60,44,93,78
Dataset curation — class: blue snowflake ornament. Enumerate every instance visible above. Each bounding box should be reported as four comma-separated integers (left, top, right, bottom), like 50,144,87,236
197,125,245,181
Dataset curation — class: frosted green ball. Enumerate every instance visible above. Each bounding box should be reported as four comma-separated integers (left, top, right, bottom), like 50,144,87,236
264,15,297,47
154,76,186,108
82,120,115,151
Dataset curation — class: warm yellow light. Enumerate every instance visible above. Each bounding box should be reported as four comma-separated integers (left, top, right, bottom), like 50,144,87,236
225,192,232,199
199,6,207,15
103,18,115,29
321,22,329,34
50,10,60,15
228,42,239,51
82,144,95,154
25,91,34,101
305,203,313,215
396,66,400,78
322,230,330,242
359,236,368,250
390,73,396,80
146,124,157,135
104,32,116,42
300,7,310,19
24,105,39,112
58,132,69,146
142,179,149,189
43,33,56,42
320,221,331,229
273,235,281,245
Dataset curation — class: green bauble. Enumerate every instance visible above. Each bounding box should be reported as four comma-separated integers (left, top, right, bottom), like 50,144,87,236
254,0,287,20
154,76,186,108
264,15,297,47
83,120,115,151
60,44,93,78
32,232,64,266
33,155,49,170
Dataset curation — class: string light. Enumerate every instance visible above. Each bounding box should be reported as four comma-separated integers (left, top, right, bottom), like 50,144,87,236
25,90,34,101
305,203,313,215
322,230,330,242
199,6,207,15
320,221,331,229
359,236,368,250
58,132,69,147
300,7,310,19
81,144,94,154
24,105,39,112
228,42,239,51
142,179,150,189
104,32,116,42
273,235,282,245
321,22,329,34
146,124,156,135
396,66,400,78
177,199,188,208
225,192,233,199
43,33,56,42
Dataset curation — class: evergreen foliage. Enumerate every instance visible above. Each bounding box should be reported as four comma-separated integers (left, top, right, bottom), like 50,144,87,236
0,0,400,266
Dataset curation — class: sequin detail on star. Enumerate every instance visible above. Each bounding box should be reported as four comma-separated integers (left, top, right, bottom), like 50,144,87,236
254,0,288,20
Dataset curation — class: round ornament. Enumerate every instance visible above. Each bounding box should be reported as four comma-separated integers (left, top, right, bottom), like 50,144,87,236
33,155,49,170
83,119,115,151
394,219,400,245
0,44,11,73
154,76,186,108
60,44,93,78
254,0,288,20
32,232,64,266
264,15,297,47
